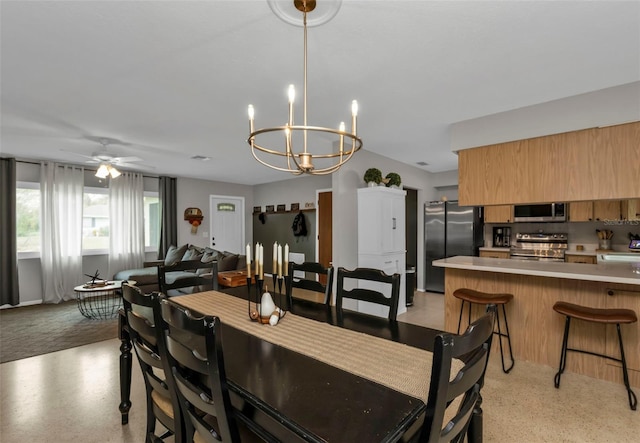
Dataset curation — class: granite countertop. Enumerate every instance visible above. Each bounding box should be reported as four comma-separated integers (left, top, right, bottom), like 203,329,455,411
433,256,640,286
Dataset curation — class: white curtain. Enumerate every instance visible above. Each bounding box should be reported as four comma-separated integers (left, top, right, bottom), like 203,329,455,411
108,171,145,278
40,162,85,303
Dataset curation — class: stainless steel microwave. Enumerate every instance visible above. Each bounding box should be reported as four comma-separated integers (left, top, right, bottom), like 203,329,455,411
513,203,567,222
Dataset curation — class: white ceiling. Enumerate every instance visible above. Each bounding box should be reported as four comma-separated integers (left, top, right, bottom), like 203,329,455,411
2,0,639,185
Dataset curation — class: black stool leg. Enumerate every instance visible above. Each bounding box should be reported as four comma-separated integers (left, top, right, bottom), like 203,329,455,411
554,316,571,388
616,323,638,411
496,304,515,373
457,300,466,335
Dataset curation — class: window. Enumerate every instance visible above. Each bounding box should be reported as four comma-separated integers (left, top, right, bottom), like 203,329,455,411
17,182,160,256
144,193,160,251
81,189,161,253
82,188,109,252
16,182,41,254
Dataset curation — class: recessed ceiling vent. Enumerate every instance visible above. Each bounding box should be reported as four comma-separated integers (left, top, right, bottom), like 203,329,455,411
191,155,211,161
416,161,429,166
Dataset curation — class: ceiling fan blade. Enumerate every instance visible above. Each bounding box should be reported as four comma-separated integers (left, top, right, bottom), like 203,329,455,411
112,156,143,163
117,162,155,171
60,149,97,160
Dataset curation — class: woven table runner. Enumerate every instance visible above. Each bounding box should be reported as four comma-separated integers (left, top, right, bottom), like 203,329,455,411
174,291,463,402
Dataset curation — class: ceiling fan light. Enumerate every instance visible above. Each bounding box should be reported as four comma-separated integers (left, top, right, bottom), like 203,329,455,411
95,164,110,178
109,165,121,178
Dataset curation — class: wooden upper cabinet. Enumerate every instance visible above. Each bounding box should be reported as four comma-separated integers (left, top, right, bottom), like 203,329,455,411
621,199,640,221
484,205,512,223
568,201,593,222
593,200,622,221
458,122,640,206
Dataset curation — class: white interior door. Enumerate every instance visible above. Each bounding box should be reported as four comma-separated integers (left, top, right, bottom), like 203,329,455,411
209,195,245,253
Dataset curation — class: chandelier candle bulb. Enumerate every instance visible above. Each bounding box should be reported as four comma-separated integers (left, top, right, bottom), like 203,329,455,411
248,105,255,134
288,85,295,125
351,100,358,135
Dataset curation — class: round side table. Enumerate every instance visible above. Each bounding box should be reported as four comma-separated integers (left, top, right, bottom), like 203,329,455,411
74,280,136,320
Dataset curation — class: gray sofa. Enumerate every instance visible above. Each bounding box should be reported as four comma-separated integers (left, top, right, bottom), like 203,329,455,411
113,244,246,293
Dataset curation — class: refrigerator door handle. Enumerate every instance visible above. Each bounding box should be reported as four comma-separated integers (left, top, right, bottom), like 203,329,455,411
392,217,396,230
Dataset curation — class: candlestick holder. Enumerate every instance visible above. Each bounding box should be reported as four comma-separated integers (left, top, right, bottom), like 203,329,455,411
271,274,287,320
247,275,264,322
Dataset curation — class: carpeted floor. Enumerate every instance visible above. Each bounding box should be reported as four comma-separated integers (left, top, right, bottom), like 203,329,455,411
0,300,119,363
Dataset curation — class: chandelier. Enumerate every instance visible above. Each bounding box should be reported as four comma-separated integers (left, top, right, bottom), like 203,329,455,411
95,163,121,179
247,0,362,175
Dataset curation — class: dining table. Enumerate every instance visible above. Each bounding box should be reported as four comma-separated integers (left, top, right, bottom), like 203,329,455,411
117,286,482,442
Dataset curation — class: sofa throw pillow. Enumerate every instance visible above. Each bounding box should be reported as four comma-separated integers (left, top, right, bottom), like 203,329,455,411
217,253,239,272
201,248,222,263
182,245,204,262
236,255,247,272
164,244,189,266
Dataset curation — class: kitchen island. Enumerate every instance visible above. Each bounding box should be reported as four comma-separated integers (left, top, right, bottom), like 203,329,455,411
433,256,640,387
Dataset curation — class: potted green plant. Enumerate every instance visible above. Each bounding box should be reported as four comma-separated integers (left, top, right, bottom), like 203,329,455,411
385,172,401,188
363,168,382,186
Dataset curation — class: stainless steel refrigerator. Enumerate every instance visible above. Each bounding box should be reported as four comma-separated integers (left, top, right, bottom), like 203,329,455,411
424,201,483,293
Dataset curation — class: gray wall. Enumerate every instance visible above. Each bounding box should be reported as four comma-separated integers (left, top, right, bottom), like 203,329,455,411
451,82,640,151
252,175,331,210
176,176,254,250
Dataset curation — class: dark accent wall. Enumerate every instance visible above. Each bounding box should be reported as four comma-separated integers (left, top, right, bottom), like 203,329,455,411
252,211,316,275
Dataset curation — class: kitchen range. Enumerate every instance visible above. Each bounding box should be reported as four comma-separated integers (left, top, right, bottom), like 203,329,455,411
510,232,568,262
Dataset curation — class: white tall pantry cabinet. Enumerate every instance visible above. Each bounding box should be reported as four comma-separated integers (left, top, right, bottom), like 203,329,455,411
357,187,407,317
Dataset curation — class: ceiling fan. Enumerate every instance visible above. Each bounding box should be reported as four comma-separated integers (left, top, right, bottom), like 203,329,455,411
64,138,150,178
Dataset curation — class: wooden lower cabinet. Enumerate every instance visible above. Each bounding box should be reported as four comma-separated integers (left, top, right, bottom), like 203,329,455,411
479,250,511,259
565,254,597,264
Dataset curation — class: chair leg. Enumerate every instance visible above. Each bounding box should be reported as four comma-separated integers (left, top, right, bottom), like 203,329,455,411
456,300,466,335
554,316,571,388
495,304,515,373
616,323,638,411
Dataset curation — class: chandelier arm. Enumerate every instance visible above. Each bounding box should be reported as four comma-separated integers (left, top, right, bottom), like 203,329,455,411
250,144,303,174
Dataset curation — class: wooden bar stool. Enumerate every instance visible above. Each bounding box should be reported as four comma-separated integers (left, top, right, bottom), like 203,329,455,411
453,288,515,373
553,301,638,410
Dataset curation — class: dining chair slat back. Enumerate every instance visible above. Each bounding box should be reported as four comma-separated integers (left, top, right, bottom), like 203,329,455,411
158,259,218,296
159,295,277,443
121,283,182,442
336,267,401,321
419,304,497,443
285,261,334,306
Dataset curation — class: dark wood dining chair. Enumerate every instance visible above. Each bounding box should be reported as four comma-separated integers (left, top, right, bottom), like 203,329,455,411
415,305,496,443
158,259,218,296
285,261,334,307
121,283,183,443
159,295,277,443
336,267,401,321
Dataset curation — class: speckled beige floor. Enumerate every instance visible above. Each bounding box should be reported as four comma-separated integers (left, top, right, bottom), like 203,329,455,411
1,292,637,442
